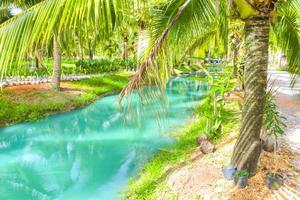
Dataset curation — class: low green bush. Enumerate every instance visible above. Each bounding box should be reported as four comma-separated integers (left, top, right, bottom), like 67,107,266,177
0,74,130,127
75,58,137,74
5,58,136,77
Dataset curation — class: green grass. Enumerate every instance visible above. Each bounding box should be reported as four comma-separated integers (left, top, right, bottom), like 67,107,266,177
0,73,130,127
125,101,240,200
70,74,129,95
175,65,201,73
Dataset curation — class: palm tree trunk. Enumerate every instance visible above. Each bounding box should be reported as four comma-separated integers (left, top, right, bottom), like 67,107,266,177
52,35,61,91
231,16,269,175
232,47,238,78
35,48,45,69
78,38,84,60
122,36,128,60
88,40,94,60
76,31,84,60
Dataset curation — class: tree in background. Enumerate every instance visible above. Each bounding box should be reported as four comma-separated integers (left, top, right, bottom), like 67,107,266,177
0,0,125,90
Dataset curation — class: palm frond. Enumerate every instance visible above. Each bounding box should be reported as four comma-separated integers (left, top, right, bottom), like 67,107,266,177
1,0,42,9
272,0,300,81
184,26,218,56
0,0,126,79
119,0,216,102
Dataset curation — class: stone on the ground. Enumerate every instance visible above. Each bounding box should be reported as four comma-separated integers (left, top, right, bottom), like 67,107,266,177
0,74,105,88
196,135,215,154
261,137,277,152
200,140,215,154
196,135,208,144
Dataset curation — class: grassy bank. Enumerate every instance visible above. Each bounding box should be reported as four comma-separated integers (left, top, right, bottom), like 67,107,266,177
125,99,240,199
0,73,130,127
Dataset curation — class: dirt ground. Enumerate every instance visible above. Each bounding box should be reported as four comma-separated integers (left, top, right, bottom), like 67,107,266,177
3,82,83,105
156,134,300,200
155,70,300,200
4,82,82,95
0,82,85,127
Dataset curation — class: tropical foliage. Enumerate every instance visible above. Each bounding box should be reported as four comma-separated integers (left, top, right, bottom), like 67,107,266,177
0,0,299,184
198,66,235,140
76,58,137,73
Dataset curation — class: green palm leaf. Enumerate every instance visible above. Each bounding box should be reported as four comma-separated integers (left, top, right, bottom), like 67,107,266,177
272,0,300,79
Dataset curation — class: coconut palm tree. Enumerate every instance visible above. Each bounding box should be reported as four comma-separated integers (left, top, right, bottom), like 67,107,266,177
119,0,299,175
0,0,126,85
1,0,62,90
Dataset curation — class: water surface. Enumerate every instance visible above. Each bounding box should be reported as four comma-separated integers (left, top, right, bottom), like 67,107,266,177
0,77,207,200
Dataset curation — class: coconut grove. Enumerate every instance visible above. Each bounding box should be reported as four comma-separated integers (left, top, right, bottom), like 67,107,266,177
0,0,299,199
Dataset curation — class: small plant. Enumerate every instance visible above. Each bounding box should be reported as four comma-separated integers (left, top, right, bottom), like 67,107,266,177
266,172,283,190
234,170,249,188
198,65,235,140
234,170,249,178
261,82,286,155
263,87,286,139
262,82,286,190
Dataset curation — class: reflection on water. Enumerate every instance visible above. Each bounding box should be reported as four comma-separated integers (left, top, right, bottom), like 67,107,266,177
0,77,207,200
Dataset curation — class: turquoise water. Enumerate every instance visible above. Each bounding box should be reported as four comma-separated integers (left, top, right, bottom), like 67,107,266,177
0,77,207,200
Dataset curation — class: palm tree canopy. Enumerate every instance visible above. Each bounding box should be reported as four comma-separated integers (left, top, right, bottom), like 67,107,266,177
119,0,299,100
0,0,298,86
0,0,127,78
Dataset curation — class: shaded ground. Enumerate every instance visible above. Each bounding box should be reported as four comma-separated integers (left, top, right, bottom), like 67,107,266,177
153,69,300,200
156,134,300,200
0,73,130,127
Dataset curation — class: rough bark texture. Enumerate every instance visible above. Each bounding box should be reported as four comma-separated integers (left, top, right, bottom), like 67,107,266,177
35,48,45,69
52,35,61,91
232,47,238,78
88,40,94,60
122,36,128,60
231,16,269,175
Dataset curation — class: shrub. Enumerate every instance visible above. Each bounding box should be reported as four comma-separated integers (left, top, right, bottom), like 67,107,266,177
5,58,137,77
75,58,137,74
